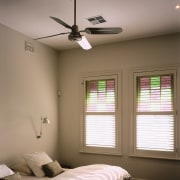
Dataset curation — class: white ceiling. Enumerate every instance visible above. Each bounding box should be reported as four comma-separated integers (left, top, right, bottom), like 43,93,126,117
0,0,179,50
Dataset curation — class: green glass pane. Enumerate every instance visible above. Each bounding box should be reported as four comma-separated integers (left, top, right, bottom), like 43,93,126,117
151,76,160,89
98,80,106,92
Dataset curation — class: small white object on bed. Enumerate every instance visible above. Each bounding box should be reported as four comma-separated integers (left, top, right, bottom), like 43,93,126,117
0,164,14,178
22,164,130,180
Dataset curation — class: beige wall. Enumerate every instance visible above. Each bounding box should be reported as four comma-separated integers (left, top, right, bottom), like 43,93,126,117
1,22,180,180
58,33,180,180
0,23,59,163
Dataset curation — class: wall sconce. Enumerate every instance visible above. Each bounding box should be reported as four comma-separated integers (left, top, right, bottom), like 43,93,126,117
37,116,50,139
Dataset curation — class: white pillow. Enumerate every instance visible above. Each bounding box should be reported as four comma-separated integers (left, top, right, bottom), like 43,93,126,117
10,158,33,176
0,164,14,178
23,152,52,177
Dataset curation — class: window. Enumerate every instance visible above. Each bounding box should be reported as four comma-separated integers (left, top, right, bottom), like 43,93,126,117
131,67,178,159
80,72,121,155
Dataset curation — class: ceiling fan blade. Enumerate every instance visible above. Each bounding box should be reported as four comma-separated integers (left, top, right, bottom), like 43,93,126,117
85,27,123,34
34,32,70,40
50,16,72,30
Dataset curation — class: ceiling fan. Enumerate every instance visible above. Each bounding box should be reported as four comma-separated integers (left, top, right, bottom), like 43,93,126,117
35,0,123,50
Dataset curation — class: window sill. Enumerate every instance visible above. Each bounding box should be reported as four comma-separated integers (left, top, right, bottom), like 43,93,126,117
80,150,123,156
129,153,180,161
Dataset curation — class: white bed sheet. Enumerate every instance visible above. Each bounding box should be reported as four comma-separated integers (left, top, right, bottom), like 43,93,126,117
22,164,130,180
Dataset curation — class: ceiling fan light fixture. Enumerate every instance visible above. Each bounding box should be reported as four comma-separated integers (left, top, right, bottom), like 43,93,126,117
77,36,92,50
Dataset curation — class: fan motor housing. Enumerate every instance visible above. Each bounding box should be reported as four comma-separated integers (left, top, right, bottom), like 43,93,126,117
68,32,82,41
68,25,82,41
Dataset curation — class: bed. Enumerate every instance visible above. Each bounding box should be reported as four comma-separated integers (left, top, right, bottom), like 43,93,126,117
1,152,131,180
21,164,131,180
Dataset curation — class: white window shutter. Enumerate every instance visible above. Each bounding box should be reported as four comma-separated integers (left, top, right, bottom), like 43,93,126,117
135,73,175,153
81,73,121,155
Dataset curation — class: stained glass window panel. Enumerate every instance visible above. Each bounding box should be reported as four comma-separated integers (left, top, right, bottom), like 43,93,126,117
137,75,173,112
86,79,115,112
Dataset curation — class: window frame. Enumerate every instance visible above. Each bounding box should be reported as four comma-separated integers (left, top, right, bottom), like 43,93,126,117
130,66,179,160
80,71,122,155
